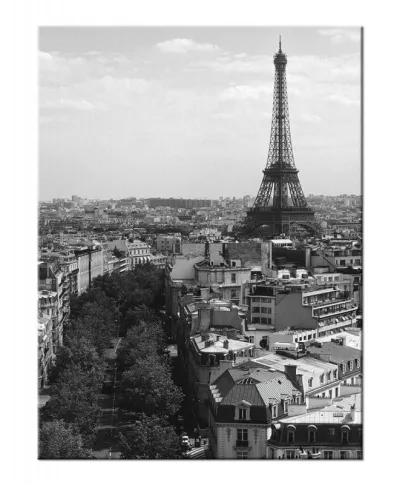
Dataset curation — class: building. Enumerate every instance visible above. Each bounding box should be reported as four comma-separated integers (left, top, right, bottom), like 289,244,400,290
253,352,341,400
38,314,54,389
38,262,69,346
38,290,63,353
267,393,362,459
186,333,256,425
307,341,362,392
69,243,104,295
208,361,303,459
147,198,212,209
156,234,182,254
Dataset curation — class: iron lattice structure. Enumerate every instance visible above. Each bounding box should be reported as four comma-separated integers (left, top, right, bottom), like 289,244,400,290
243,39,320,237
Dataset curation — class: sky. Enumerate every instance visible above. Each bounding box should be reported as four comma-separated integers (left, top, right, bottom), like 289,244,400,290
39,27,361,201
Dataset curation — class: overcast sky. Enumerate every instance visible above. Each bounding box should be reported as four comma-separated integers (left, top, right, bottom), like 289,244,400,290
39,27,361,201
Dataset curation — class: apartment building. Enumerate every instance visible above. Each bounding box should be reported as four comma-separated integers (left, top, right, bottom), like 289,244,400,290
208,362,303,459
267,393,362,459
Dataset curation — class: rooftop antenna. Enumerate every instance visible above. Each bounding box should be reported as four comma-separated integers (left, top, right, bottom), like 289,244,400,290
279,34,282,52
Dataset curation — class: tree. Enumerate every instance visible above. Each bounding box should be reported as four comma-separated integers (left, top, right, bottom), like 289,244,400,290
119,414,181,459
48,336,106,385
117,320,166,369
119,356,184,416
41,364,104,447
39,420,93,459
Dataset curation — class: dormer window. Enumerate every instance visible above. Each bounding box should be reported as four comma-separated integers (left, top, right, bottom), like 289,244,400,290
355,358,360,369
341,363,347,374
333,369,338,379
283,400,289,413
349,361,353,372
320,373,325,384
271,405,277,418
234,401,251,421
308,377,313,388
327,371,332,381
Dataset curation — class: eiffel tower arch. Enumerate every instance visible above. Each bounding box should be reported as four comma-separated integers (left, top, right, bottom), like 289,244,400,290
242,37,320,238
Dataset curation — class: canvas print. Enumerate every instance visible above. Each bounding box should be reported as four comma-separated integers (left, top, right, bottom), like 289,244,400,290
38,27,362,459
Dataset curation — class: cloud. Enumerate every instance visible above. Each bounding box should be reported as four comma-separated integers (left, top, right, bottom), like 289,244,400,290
188,54,269,74
220,84,273,101
301,113,322,123
155,38,219,54
318,29,360,44
327,93,360,106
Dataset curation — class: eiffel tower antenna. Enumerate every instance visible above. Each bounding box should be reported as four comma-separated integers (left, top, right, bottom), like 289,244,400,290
240,42,320,238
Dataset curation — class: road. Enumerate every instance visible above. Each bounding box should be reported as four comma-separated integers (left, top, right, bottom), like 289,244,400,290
93,329,122,459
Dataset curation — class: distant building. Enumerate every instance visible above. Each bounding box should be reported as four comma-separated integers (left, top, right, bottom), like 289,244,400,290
147,198,212,209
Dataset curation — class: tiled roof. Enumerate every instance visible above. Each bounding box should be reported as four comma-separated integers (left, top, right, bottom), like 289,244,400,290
307,342,361,363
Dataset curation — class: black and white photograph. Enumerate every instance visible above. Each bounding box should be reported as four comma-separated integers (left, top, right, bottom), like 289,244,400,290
36,25,363,461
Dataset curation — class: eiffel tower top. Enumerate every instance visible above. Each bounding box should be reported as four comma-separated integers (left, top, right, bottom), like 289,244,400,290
274,35,287,65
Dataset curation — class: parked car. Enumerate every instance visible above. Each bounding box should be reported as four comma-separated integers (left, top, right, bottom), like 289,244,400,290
180,434,191,450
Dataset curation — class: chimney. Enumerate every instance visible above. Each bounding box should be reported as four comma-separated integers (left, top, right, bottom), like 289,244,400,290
223,339,229,349
284,365,297,383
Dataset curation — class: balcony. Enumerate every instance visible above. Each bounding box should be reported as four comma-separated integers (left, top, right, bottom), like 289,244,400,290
235,440,250,449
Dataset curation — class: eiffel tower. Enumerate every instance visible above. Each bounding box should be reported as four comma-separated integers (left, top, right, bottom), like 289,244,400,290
243,37,320,238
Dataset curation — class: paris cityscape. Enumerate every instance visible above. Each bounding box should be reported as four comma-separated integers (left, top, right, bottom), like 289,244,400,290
38,27,362,459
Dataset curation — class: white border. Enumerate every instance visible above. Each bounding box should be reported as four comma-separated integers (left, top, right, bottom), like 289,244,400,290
5,0,400,483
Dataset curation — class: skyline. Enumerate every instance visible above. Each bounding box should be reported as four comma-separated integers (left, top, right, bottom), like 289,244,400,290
39,27,361,201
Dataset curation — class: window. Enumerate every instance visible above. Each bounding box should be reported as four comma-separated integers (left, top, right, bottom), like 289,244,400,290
248,336,254,344
267,308,272,314
335,387,339,397
357,450,362,459
287,429,295,443
286,450,296,459
355,358,360,368
271,405,277,418
283,400,288,413
308,378,313,388
267,318,272,325
236,451,248,459
320,374,325,384
252,306,260,313
333,370,338,379
231,273,236,283
329,389,332,398
329,428,335,438
308,428,317,443
261,307,267,313
341,363,346,374
342,429,349,444
340,451,347,460
237,428,248,442
266,298,272,304
252,317,260,324
327,371,331,381
324,451,333,459
261,317,268,324
239,408,247,420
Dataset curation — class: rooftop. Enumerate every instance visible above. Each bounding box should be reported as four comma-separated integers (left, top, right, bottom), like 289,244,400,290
193,333,254,354
253,353,337,377
307,341,361,363
280,394,362,425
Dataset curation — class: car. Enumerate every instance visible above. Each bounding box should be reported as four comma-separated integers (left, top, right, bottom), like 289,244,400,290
180,435,191,449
